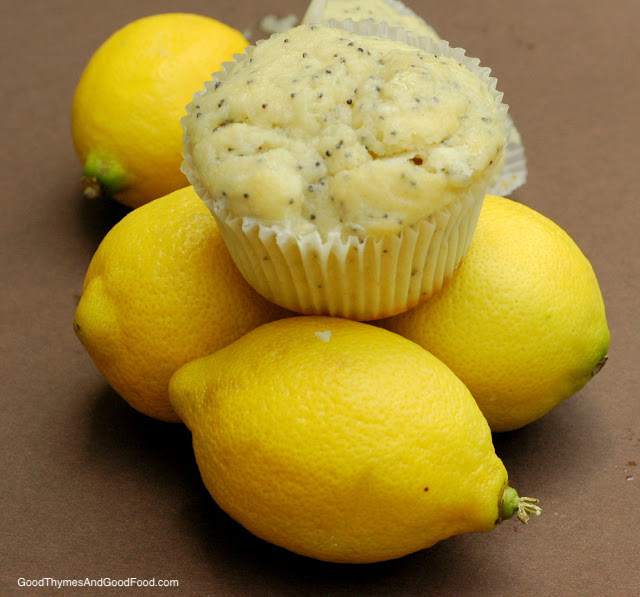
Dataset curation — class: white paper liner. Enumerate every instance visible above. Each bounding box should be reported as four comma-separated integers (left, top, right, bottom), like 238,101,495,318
492,113,527,195
302,0,527,196
211,191,483,320
182,20,509,320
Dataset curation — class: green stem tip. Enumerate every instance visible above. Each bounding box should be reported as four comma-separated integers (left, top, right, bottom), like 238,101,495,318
81,151,128,199
500,486,542,524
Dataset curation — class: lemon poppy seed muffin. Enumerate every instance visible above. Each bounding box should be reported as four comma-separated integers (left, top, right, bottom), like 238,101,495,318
304,0,441,41
182,24,507,320
303,0,528,197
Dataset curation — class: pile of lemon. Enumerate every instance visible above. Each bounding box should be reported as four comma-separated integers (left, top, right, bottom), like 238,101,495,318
71,13,609,564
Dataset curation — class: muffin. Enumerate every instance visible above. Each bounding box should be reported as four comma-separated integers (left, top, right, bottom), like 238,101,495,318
182,23,507,320
303,0,528,196
303,0,441,42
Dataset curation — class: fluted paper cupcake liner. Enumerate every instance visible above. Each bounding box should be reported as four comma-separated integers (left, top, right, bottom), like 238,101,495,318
210,190,483,320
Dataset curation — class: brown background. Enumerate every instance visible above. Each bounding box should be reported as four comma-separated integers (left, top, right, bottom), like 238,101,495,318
2,1,639,595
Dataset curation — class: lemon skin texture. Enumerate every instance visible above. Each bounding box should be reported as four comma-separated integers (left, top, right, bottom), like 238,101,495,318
71,13,248,208
169,316,511,563
73,186,290,422
381,195,610,432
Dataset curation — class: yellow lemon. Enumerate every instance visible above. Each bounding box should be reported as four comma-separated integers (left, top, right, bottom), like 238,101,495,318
169,316,540,563
71,13,248,208
381,195,610,432
73,186,289,422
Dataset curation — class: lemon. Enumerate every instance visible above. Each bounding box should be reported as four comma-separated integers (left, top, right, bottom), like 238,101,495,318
381,195,610,432
73,186,289,422
71,13,248,208
169,316,540,563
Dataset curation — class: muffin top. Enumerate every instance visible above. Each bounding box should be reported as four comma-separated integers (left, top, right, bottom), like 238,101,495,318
309,0,440,41
184,25,506,239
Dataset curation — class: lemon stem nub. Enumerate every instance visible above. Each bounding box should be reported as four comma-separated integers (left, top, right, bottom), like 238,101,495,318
591,354,608,377
500,486,541,524
82,175,103,199
82,152,128,199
